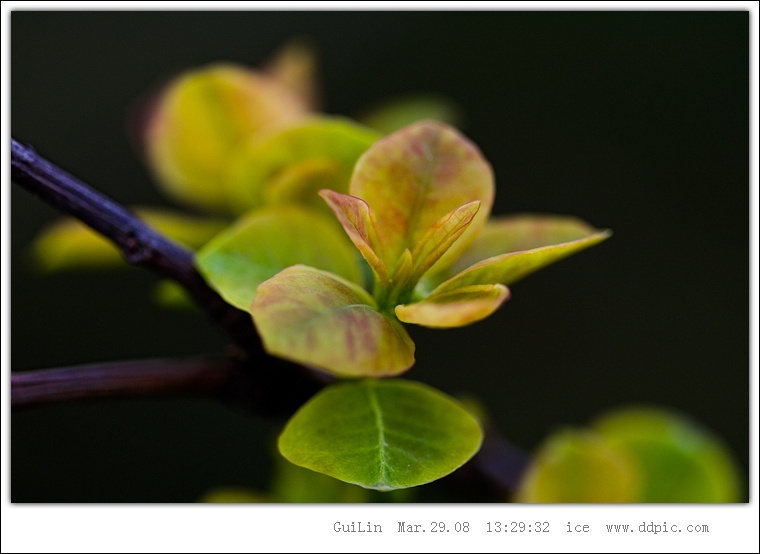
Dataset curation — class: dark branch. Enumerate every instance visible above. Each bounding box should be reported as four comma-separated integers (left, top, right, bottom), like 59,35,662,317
11,357,233,409
11,355,328,418
11,138,259,354
11,137,329,415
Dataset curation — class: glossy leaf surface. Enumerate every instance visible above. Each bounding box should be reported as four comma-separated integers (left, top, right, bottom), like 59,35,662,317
516,429,640,503
196,207,361,311
251,266,414,377
226,117,380,212
278,379,483,490
430,225,611,295
145,64,308,212
396,284,509,328
32,208,228,271
349,121,494,272
594,408,742,502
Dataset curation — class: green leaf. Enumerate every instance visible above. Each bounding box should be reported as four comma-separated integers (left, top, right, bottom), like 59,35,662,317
278,379,483,491
515,429,641,503
272,452,370,503
225,117,381,213
251,266,414,377
395,284,509,328
429,220,611,296
349,120,494,273
196,206,361,311
594,408,742,502
145,64,309,212
32,208,228,272
359,94,463,135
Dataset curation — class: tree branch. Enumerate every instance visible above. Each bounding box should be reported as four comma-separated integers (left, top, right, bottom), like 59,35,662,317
11,357,233,409
11,137,329,416
11,138,259,354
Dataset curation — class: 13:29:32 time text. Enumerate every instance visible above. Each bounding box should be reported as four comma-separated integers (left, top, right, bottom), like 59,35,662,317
486,522,550,533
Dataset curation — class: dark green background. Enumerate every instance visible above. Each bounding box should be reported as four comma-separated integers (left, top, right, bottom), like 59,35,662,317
11,11,749,502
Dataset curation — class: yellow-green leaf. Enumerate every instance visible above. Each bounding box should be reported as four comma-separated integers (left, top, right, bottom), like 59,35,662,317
515,429,641,503
349,120,494,273
396,284,509,328
145,64,309,212
196,206,361,311
447,214,611,276
32,208,228,272
278,379,483,490
594,408,743,502
409,200,480,284
251,266,414,377
319,190,388,282
429,220,611,296
225,117,381,213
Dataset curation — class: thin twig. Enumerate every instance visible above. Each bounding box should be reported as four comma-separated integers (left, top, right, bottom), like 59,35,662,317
11,138,259,354
11,357,233,408
11,138,328,416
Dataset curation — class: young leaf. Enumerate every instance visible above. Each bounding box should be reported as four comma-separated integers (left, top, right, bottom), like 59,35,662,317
251,266,414,377
278,379,483,491
196,206,361,311
145,64,308,212
429,227,612,296
515,429,641,503
594,408,742,502
349,120,494,272
225,117,381,212
395,284,509,328
319,190,388,282
443,214,611,277
409,200,480,284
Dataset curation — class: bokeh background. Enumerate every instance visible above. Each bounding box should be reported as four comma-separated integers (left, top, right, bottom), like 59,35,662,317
11,11,749,502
